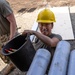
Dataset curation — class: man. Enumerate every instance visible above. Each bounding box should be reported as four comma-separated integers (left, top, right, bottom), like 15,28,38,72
0,0,17,75
22,8,62,73
22,8,62,55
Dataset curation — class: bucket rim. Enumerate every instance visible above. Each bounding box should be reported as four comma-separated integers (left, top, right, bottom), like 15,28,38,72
1,34,28,56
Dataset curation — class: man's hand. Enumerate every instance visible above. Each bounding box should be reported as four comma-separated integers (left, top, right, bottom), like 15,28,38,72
22,30,34,35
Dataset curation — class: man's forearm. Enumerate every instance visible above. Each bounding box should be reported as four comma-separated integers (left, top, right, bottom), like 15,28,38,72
7,13,17,40
33,31,53,46
10,23,16,39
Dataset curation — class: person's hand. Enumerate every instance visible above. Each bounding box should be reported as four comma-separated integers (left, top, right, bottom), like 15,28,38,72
22,30,34,35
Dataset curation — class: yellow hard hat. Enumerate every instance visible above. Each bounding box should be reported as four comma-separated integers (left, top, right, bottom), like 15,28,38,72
37,8,56,23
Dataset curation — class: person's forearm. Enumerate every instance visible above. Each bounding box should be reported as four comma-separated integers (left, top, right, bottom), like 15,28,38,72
10,22,16,39
7,13,17,40
22,30,59,47
33,31,54,47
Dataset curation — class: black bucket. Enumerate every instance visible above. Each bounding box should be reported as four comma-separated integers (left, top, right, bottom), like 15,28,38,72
1,34,36,71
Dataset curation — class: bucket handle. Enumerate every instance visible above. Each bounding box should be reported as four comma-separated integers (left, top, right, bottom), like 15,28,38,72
25,33,30,40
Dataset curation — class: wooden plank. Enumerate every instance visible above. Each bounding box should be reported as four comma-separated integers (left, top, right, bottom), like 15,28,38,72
30,22,38,41
51,7,74,40
0,58,7,71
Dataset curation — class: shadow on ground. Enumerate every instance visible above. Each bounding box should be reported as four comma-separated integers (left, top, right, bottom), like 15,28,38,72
17,7,37,13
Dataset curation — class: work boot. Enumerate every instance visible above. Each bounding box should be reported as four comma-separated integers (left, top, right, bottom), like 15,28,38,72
3,62,16,75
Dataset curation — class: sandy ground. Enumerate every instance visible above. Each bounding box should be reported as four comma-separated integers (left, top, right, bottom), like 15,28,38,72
7,0,75,33
0,0,75,75
15,9,38,33
6,0,75,32
7,0,75,14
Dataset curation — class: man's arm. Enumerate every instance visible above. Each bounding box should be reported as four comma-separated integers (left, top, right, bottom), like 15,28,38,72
33,31,60,47
6,13,17,40
22,30,60,47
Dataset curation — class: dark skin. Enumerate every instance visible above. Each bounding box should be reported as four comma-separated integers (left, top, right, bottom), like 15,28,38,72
22,23,60,47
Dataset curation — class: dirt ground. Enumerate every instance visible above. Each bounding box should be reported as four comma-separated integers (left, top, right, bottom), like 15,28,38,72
7,0,75,14
6,0,75,32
